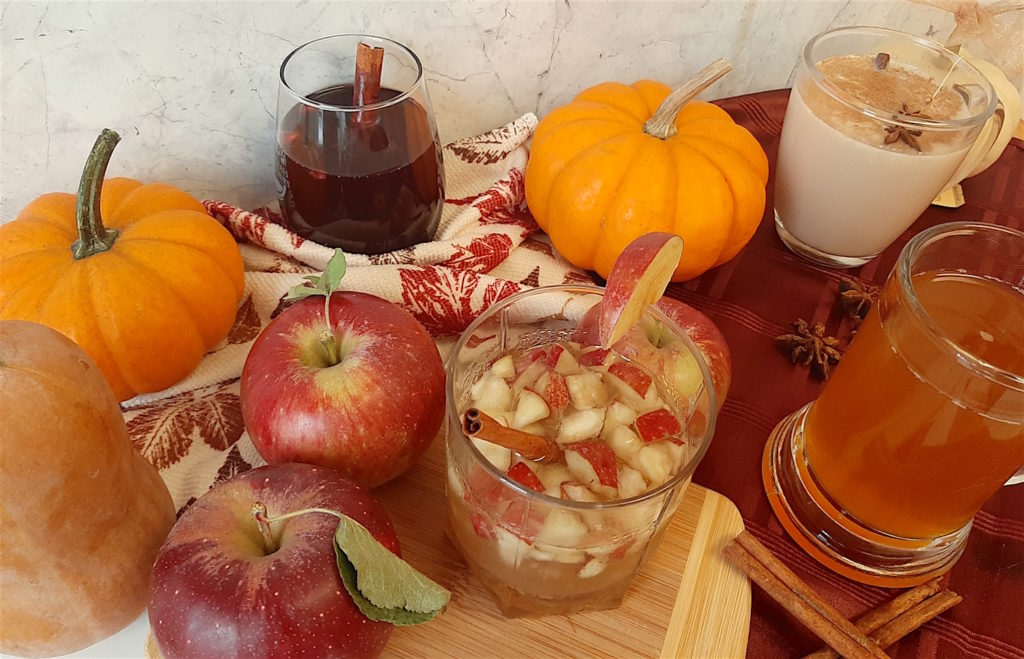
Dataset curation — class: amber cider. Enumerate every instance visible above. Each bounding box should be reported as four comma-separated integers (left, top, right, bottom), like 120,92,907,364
804,271,1024,539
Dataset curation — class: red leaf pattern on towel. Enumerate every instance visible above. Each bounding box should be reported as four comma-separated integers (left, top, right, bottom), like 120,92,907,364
442,234,513,273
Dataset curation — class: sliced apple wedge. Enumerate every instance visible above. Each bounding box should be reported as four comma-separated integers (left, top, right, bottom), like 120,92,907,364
511,389,550,429
558,408,606,445
490,354,515,380
599,232,684,347
636,408,682,443
507,461,545,491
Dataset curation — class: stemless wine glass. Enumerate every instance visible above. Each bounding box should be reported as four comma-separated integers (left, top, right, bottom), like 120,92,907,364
276,34,444,254
764,222,1024,587
445,285,718,616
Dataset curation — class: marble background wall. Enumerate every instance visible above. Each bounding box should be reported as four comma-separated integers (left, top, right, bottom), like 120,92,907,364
0,1,965,218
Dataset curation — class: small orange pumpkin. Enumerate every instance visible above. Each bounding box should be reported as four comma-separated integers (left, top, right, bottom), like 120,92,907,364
525,61,769,281
0,129,244,401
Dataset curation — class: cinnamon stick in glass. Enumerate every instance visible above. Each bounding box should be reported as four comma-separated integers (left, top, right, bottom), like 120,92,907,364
352,41,387,149
462,408,559,462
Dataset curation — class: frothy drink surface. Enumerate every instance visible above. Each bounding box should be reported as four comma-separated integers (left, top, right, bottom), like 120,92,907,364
807,54,966,153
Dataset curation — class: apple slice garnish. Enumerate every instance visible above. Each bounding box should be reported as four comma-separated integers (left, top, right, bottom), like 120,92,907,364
599,232,684,348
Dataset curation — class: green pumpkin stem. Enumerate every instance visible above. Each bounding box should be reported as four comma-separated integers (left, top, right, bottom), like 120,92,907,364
71,129,121,260
643,59,733,140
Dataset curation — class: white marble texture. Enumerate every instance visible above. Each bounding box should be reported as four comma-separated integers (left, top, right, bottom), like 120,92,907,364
1,0,961,219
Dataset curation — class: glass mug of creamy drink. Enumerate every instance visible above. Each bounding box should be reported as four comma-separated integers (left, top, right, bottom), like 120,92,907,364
764,222,1024,587
774,26,997,268
444,285,717,616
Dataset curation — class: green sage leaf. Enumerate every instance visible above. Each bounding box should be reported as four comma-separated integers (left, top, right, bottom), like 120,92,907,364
322,249,347,294
333,516,450,626
284,284,325,302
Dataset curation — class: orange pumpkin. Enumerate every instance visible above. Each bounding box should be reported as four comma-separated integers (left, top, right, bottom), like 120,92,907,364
525,65,769,281
0,129,244,401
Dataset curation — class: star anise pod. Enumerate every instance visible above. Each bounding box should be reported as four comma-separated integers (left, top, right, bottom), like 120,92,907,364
838,278,880,325
884,102,926,151
775,319,843,380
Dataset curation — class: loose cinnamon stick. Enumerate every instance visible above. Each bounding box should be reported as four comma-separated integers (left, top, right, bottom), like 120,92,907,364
724,532,888,659
803,579,946,659
462,408,559,462
871,590,962,647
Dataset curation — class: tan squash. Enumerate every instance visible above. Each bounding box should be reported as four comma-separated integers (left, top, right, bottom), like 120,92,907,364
0,320,175,657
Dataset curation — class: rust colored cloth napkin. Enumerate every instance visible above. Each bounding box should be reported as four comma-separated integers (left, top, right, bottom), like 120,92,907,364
684,90,1024,659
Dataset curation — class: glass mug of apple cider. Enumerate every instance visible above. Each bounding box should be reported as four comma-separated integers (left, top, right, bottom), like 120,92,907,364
445,285,717,616
765,222,1024,587
276,34,444,254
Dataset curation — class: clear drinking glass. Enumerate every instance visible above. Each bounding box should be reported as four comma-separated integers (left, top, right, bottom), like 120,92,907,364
276,34,444,254
764,222,1024,587
445,285,718,616
774,26,996,268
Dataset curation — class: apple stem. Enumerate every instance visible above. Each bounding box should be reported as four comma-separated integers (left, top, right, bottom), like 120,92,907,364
252,502,279,554
320,294,342,366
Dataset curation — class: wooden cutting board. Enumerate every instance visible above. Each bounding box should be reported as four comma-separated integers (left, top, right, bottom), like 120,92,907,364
146,437,751,658
374,438,751,658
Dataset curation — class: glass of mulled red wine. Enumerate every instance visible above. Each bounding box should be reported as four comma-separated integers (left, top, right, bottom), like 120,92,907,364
276,34,444,254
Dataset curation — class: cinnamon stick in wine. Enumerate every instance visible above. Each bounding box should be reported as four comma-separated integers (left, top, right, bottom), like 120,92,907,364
352,42,387,149
462,408,559,462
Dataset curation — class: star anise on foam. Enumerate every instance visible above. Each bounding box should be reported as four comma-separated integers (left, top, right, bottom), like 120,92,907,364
838,278,880,326
775,319,843,380
883,103,926,151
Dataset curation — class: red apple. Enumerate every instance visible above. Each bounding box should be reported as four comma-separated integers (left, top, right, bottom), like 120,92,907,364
575,297,731,410
564,441,619,496
149,463,399,659
598,232,683,347
543,372,570,411
607,362,652,397
241,292,445,488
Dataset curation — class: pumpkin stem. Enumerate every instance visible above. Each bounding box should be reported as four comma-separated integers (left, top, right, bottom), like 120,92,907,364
643,59,733,140
71,129,121,260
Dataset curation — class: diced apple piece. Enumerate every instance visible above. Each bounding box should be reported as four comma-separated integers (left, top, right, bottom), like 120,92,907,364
599,232,684,346
514,359,547,391
534,371,550,396
543,371,570,411
536,508,588,547
501,498,544,541
471,437,512,471
553,345,581,375
470,373,513,413
663,438,686,470
494,527,528,566
542,344,565,368
511,389,550,429
518,422,546,436
560,480,600,503
566,371,610,410
607,362,652,397
604,368,648,410
531,543,587,564
636,408,682,443
638,380,665,413
558,408,606,445
535,463,572,491
617,465,648,499
579,557,608,579
490,355,515,380
578,347,611,367
507,461,544,491
601,401,638,440
565,441,619,498
632,443,673,486
606,425,643,463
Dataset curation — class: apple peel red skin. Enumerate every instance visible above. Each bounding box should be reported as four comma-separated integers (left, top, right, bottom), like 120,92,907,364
148,463,399,659
599,232,683,347
241,292,445,489
574,297,732,409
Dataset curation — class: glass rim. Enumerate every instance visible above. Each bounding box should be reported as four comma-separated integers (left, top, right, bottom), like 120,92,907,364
801,25,997,132
445,284,719,511
898,221,1024,390
279,33,424,112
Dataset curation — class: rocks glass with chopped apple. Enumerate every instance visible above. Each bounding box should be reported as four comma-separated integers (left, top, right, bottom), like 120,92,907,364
445,245,720,616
